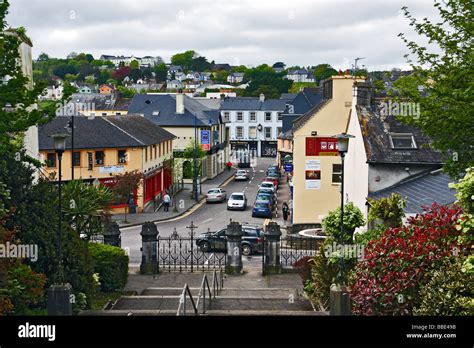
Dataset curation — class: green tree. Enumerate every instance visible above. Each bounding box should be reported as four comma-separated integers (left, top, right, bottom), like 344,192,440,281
312,64,337,84
171,50,195,70
62,180,113,240
154,63,167,82
129,59,139,69
394,0,474,177
112,170,143,222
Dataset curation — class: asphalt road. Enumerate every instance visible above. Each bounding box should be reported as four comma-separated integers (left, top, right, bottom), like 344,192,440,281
121,157,278,265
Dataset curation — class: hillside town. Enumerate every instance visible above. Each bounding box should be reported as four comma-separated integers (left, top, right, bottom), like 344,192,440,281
0,0,472,344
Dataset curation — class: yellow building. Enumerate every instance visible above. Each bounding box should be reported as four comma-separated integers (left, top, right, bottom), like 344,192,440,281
39,115,175,212
292,75,365,224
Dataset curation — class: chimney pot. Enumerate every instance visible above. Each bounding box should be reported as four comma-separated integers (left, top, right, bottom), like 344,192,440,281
176,91,185,114
259,93,265,102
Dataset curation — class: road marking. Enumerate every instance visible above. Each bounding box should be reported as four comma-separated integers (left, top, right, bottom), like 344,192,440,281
202,218,213,224
259,170,264,173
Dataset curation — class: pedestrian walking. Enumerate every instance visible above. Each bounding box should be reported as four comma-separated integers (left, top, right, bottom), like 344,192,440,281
163,192,171,212
282,202,289,222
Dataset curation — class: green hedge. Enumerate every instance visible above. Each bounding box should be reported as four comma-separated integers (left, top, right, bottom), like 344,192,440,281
88,243,129,292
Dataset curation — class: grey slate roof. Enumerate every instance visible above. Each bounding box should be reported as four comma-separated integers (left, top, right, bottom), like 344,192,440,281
39,115,175,151
356,105,444,164
220,97,286,111
283,87,323,116
128,94,220,127
280,93,297,101
369,171,456,214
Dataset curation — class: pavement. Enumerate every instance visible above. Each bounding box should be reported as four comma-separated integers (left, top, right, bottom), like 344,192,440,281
112,167,236,228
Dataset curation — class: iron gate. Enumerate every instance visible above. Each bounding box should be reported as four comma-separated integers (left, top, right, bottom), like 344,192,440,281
262,234,320,275
157,232,226,272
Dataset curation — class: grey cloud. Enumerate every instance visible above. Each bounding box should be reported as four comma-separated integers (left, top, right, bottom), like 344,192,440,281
6,0,439,69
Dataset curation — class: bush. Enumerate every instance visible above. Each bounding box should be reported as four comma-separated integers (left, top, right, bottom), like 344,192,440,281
304,244,339,311
349,203,465,315
322,202,365,243
88,243,129,292
367,193,406,228
414,256,473,316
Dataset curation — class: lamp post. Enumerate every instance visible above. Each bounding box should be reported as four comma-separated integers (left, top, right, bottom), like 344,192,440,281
66,115,75,180
194,113,199,202
329,132,354,316
47,132,72,316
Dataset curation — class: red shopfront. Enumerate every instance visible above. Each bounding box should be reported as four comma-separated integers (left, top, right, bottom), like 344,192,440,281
144,169,163,205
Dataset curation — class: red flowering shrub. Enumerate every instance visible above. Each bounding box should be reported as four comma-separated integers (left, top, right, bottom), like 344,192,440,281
349,203,465,315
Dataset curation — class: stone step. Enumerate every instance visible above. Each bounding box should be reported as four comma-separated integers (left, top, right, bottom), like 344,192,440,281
219,288,300,298
81,309,328,316
208,297,313,311
112,296,185,311
111,295,313,312
141,287,201,296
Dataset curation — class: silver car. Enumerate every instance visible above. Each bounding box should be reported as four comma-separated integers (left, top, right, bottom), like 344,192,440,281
206,188,227,203
227,192,247,210
234,169,249,181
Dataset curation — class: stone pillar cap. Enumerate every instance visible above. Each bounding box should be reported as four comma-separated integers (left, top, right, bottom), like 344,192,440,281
265,222,281,236
226,221,243,236
103,221,121,236
140,222,159,236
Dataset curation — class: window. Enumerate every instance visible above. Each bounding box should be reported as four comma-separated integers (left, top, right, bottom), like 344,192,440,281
46,153,56,168
72,152,80,167
95,151,105,166
264,127,272,139
118,150,127,164
278,112,283,121
236,112,243,122
102,112,107,116
265,112,272,122
277,127,282,136
236,127,244,139
115,112,122,115
249,126,257,139
250,112,257,122
332,164,342,183
154,145,157,159
224,112,230,120
389,134,417,149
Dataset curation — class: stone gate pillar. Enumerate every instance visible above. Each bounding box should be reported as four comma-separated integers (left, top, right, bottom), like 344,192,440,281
140,222,159,274
264,222,282,274
103,221,121,247
225,221,243,274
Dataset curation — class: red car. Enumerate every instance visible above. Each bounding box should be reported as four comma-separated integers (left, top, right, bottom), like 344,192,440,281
264,176,279,188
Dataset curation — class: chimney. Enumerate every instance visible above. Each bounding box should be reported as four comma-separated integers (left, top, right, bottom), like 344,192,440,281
176,89,184,114
259,93,265,102
354,81,372,107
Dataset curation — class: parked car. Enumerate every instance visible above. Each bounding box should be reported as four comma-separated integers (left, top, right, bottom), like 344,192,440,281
257,188,277,201
234,169,249,181
227,192,247,210
261,180,277,190
195,225,264,255
206,188,227,203
266,166,280,177
258,182,275,192
255,193,275,209
252,201,273,218
264,176,279,188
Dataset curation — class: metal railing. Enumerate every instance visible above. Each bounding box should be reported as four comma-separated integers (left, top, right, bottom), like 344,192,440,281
177,268,224,316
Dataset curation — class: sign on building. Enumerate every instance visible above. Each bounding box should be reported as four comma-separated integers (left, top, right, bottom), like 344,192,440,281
305,137,339,156
305,159,321,190
200,130,210,151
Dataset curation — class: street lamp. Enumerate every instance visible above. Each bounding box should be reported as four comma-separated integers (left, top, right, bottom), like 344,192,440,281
47,132,72,316
194,113,199,202
335,133,354,284
329,132,354,316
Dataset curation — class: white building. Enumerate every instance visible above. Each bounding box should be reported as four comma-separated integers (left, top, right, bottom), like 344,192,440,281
285,69,315,83
99,55,162,68
227,72,244,84
221,94,286,157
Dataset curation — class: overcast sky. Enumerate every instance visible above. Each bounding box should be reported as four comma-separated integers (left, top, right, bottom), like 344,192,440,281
6,0,439,70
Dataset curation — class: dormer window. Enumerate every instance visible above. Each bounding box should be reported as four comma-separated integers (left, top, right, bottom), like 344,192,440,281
389,133,417,149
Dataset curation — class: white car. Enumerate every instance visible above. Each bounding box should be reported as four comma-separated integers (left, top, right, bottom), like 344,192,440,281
259,182,276,192
227,192,247,210
206,188,227,203
234,169,249,181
